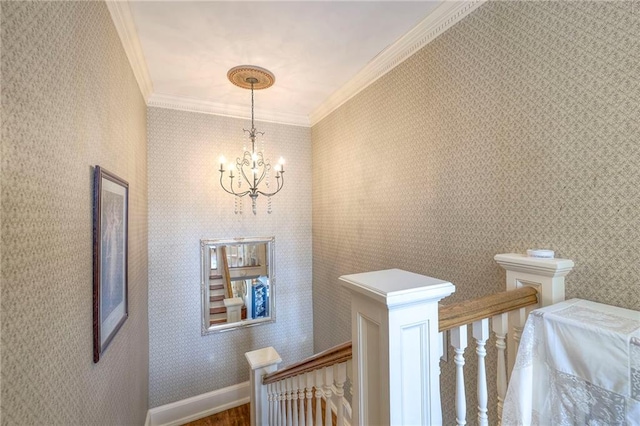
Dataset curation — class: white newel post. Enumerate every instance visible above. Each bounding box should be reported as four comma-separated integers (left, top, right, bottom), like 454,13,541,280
494,254,574,373
340,269,456,426
224,297,244,323
246,346,282,426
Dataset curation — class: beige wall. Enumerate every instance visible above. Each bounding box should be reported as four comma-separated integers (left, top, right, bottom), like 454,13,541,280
312,1,639,420
147,107,313,407
1,2,149,424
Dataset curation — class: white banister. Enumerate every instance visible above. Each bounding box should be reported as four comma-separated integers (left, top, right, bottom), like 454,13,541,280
323,366,334,426
268,382,276,426
340,269,456,426
290,377,298,426
314,369,323,426
334,362,347,426
305,372,313,426
279,380,286,426
494,254,574,372
492,312,509,424
473,319,489,426
451,325,468,426
246,347,282,426
297,375,305,426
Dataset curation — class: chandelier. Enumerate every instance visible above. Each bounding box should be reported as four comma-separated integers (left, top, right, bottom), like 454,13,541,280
218,66,285,215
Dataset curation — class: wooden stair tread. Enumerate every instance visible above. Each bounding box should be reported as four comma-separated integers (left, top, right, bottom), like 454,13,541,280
210,307,227,314
210,284,225,291
210,274,223,280
210,295,225,302
210,318,226,325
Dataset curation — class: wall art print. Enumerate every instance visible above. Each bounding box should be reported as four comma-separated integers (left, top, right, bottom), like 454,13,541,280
93,166,129,363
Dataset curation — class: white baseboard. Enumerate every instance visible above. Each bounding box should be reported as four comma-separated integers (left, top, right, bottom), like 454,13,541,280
147,381,250,426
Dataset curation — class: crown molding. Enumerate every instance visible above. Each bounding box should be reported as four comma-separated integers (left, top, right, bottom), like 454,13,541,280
309,0,487,126
106,1,153,101
148,93,311,128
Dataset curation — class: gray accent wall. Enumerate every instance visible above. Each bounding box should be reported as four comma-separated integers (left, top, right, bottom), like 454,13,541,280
1,1,149,425
312,1,639,422
147,107,313,407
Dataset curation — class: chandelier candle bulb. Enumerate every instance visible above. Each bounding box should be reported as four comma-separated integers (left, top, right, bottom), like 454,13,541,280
219,156,226,171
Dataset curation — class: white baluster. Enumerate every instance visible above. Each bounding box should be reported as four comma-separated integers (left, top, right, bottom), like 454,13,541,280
438,331,446,376
493,312,509,424
286,378,293,426
346,359,353,399
268,383,275,426
279,380,286,426
274,381,280,426
305,372,314,426
473,319,489,426
512,307,526,348
334,362,347,426
298,375,306,426
291,377,299,426
314,369,323,426
323,365,334,426
509,306,527,374
451,325,468,426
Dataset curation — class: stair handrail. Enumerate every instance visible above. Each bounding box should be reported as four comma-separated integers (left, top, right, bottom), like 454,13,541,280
260,286,537,388
262,341,352,385
247,257,573,425
439,286,538,332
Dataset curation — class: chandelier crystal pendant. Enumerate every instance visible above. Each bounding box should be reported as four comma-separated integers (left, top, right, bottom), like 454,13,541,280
218,66,285,215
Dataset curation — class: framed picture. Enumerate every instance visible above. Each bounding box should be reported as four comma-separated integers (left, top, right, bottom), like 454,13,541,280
93,166,129,363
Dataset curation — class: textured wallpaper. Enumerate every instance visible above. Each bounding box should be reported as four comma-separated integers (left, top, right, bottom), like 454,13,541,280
147,107,313,407
1,2,149,425
312,0,639,423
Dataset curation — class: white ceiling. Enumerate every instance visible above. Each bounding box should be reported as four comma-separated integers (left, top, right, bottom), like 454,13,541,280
115,1,484,125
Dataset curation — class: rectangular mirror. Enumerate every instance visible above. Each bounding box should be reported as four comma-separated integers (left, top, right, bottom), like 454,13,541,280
201,237,275,334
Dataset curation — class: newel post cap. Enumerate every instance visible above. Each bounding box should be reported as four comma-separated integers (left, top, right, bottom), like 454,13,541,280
339,268,455,308
494,253,575,277
223,297,244,308
245,346,282,370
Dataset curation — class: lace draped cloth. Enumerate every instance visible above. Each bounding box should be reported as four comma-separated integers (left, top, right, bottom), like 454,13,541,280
503,299,640,425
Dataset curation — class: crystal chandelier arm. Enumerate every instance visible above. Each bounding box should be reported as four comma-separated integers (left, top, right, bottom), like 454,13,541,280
253,161,269,188
257,172,284,197
219,172,251,197
238,156,254,190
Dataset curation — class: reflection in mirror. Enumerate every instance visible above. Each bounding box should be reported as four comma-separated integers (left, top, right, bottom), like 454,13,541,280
201,237,275,334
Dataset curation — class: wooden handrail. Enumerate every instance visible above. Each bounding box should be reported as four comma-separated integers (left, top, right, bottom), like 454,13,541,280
263,341,352,385
261,287,537,385
439,286,538,332
220,246,233,299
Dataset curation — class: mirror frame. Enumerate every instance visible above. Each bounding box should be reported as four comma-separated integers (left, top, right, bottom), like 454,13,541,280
200,236,276,335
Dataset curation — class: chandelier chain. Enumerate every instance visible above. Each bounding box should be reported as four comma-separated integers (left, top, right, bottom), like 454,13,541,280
251,81,255,130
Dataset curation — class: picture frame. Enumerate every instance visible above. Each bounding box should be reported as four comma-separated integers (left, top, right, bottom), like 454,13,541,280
93,166,129,363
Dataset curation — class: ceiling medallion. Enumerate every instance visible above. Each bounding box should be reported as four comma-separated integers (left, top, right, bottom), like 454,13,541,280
227,65,275,90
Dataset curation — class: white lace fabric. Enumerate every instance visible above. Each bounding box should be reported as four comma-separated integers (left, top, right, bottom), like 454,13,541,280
503,299,640,425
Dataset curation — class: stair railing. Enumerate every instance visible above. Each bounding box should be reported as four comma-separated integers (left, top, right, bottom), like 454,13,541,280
247,253,574,425
246,343,352,426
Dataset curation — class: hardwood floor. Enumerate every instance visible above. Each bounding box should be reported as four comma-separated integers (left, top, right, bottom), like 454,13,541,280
181,397,334,425
181,403,250,426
